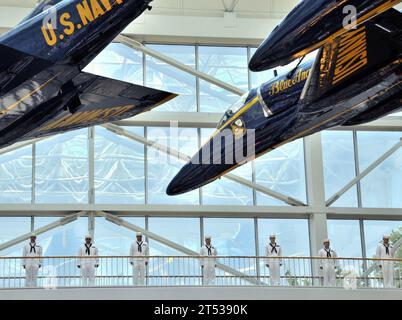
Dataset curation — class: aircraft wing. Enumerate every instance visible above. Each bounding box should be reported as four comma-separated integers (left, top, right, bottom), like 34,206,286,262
20,72,177,140
300,8,402,106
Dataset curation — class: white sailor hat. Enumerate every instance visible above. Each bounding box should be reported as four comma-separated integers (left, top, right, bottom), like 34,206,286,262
269,234,276,238
323,239,330,243
136,232,143,237
85,234,92,239
383,234,391,239
205,235,212,240
30,232,37,237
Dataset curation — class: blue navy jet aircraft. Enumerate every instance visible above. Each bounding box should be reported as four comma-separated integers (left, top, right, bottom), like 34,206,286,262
0,0,176,149
167,0,402,196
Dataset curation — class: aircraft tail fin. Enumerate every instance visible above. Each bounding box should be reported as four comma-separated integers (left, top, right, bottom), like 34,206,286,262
19,0,63,24
18,72,177,140
301,8,402,103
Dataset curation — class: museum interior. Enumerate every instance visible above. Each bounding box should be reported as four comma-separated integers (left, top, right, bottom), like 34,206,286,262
0,0,401,300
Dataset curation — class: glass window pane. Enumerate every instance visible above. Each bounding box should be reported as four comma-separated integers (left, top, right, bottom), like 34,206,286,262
258,219,310,257
322,131,358,207
0,146,32,203
35,129,88,204
31,217,88,287
148,218,201,285
93,217,145,286
146,44,196,112
84,42,143,85
0,217,31,288
255,139,306,206
33,217,88,256
0,217,31,254
199,46,248,112
327,220,362,257
148,218,200,253
204,218,256,284
94,126,145,204
34,216,59,229
94,217,145,256
357,132,402,208
363,220,402,258
147,127,199,204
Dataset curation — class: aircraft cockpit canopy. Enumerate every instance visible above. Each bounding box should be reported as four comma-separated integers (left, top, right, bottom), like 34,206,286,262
217,93,249,128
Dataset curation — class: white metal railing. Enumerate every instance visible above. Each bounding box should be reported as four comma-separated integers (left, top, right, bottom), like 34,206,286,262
0,256,401,289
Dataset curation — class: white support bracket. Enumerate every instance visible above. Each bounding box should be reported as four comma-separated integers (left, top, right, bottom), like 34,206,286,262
326,138,402,206
115,35,246,96
0,211,85,252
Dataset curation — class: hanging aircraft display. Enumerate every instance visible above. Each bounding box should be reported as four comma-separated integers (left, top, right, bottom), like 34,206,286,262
167,0,402,196
0,0,176,149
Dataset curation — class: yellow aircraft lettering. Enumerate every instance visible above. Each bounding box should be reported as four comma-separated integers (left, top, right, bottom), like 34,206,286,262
333,55,367,85
338,32,366,57
41,23,57,47
77,0,94,26
60,13,75,36
90,0,106,19
334,38,367,85
100,0,112,11
339,26,365,49
268,68,311,96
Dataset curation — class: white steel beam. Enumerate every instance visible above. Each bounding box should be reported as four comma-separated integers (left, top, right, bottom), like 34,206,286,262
0,204,400,218
0,211,85,252
113,112,402,131
116,35,246,96
0,137,46,156
326,138,402,206
97,211,264,285
103,123,306,206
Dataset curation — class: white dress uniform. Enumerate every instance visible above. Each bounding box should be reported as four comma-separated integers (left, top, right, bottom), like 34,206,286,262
130,241,149,286
77,243,99,286
376,242,395,288
318,247,338,287
265,242,282,286
200,245,218,285
22,242,43,288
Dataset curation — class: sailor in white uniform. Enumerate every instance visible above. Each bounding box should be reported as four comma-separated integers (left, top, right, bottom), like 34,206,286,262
130,232,149,286
318,239,338,287
22,233,43,288
77,234,99,286
265,234,283,286
376,234,395,288
200,236,218,285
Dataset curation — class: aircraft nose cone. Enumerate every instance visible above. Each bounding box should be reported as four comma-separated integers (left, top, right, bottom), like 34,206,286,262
166,137,237,196
249,44,271,72
166,164,193,196
166,162,212,196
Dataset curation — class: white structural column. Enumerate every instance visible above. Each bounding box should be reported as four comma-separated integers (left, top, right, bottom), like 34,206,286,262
304,133,328,256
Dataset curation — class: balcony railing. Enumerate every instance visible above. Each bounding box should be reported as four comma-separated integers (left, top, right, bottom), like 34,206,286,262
0,256,400,289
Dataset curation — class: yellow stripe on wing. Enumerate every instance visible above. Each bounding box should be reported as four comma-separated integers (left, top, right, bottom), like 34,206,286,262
0,73,61,116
